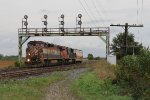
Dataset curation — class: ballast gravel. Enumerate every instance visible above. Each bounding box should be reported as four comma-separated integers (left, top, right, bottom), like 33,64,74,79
44,68,90,100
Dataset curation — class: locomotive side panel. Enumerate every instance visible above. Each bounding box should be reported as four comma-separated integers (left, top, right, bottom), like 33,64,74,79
43,47,61,60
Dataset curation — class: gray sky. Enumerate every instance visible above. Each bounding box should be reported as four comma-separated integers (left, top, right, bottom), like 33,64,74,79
0,0,149,57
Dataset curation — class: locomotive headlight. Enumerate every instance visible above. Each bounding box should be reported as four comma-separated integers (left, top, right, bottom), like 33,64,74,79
28,53,30,56
27,58,30,62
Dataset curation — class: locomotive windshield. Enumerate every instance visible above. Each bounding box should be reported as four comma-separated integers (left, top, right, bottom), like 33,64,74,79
27,42,45,47
36,43,44,47
27,43,34,47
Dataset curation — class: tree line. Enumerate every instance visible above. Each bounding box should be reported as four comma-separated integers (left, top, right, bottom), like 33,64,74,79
0,54,18,61
87,54,102,60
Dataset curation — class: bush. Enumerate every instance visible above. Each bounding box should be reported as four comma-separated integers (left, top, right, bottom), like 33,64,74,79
115,49,150,100
15,61,26,67
0,54,4,60
87,54,94,60
15,61,21,67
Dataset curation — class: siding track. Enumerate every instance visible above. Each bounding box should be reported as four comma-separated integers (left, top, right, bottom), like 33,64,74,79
0,64,85,80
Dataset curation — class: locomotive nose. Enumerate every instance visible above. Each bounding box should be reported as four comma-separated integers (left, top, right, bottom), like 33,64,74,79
26,47,41,65
26,48,36,64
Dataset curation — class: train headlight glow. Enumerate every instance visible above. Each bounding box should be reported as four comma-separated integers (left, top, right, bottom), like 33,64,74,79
28,53,31,56
27,58,30,62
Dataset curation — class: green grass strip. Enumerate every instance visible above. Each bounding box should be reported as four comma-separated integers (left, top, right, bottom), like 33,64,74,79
0,72,65,100
70,72,132,100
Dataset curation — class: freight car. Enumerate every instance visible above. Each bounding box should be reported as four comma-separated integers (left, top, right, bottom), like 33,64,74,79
25,41,83,66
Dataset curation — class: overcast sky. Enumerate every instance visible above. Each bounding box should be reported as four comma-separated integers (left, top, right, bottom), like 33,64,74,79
0,0,149,57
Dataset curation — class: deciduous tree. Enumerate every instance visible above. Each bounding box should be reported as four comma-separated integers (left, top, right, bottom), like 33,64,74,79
111,32,143,59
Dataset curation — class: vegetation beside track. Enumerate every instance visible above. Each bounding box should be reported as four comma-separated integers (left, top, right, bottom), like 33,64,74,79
0,72,66,100
70,60,132,100
72,48,150,100
115,49,150,100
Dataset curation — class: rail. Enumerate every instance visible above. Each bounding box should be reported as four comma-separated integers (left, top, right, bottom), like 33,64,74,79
0,64,86,80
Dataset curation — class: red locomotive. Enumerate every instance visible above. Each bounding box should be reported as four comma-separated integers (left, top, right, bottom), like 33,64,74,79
25,41,83,66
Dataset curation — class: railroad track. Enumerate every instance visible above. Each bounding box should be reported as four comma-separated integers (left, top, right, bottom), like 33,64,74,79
0,64,86,80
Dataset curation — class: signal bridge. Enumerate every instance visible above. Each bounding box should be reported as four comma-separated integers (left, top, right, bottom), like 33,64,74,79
18,14,110,66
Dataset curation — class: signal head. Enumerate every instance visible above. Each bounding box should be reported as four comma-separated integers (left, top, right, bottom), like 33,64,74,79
61,28,64,32
78,14,82,18
78,21,82,25
61,21,64,25
44,21,48,25
44,28,47,32
24,15,28,19
44,15,48,19
24,22,28,26
61,14,64,18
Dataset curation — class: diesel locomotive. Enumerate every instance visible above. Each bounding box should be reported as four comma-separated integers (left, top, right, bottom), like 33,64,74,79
25,41,83,66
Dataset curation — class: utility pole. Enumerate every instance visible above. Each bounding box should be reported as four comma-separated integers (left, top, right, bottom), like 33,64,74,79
110,23,143,56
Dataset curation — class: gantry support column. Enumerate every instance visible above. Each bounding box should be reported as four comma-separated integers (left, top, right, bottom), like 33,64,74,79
106,28,110,58
99,28,110,59
18,36,22,66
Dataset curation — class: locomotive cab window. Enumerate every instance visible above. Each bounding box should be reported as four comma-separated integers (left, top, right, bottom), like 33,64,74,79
60,47,65,51
41,44,44,47
28,44,32,47
28,43,35,47
36,44,40,46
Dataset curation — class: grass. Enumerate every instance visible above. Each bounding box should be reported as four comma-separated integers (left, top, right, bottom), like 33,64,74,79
70,60,132,100
92,60,116,80
0,72,66,100
70,72,131,100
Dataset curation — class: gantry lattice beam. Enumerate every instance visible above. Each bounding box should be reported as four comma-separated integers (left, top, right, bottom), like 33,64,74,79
18,27,109,37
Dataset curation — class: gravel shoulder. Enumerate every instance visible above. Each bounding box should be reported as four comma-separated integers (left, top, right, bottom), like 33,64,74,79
44,68,90,100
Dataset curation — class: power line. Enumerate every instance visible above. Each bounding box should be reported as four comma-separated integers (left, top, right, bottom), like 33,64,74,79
142,0,144,13
95,0,111,24
138,0,144,43
136,0,144,43
137,0,139,24
83,0,100,27
90,0,106,26
78,0,93,27
78,0,97,27
141,0,144,24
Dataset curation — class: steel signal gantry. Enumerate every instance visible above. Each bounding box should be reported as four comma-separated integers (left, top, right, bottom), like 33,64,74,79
18,15,110,66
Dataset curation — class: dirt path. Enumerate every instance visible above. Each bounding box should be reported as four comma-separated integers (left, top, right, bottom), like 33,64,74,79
44,68,89,100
